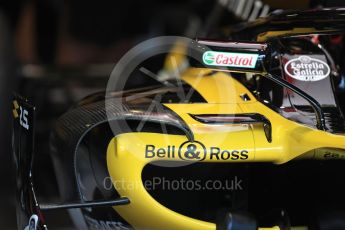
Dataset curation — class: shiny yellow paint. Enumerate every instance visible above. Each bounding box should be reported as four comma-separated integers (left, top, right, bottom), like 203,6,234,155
163,40,188,72
181,68,256,103
106,68,345,229
108,134,280,230
12,100,19,118
256,27,334,42
260,227,280,230
298,148,345,160
107,135,214,230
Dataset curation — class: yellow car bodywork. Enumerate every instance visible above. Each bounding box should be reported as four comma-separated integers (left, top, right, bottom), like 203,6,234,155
106,68,345,230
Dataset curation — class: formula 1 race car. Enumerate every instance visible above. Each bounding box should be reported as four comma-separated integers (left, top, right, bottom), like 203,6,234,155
13,8,345,230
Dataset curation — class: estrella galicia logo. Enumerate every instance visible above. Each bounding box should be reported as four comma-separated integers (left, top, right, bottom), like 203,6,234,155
284,55,330,81
178,141,207,161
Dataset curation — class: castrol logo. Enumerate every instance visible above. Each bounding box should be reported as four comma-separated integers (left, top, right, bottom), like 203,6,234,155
203,51,258,69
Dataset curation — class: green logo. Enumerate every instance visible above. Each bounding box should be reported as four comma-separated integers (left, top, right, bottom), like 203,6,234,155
203,52,215,65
